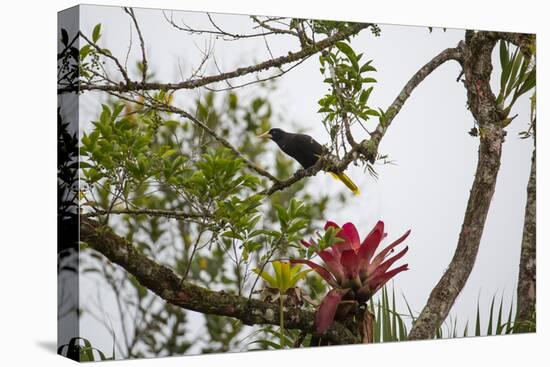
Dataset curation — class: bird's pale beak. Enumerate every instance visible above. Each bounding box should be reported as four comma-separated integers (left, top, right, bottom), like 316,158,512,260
257,131,272,139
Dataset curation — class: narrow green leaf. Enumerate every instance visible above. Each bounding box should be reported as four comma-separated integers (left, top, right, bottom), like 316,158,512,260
500,47,515,98
360,61,377,73
487,295,496,335
252,268,277,288
496,293,504,334
288,269,312,288
391,286,398,340
475,299,481,336
505,49,523,98
517,69,536,96
280,261,290,291
272,261,283,289
505,295,514,334
359,87,373,105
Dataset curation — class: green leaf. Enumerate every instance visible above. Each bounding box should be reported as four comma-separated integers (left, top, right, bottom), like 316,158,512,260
499,40,509,74
99,104,111,124
335,41,358,71
61,28,69,46
360,61,377,73
505,49,523,98
221,230,243,240
365,109,380,117
111,103,124,121
272,261,283,289
228,93,238,110
475,299,481,336
487,295,496,335
161,149,177,159
517,69,536,96
164,120,180,129
280,261,290,291
92,23,102,43
359,87,373,104
362,77,377,83
496,294,504,334
80,45,92,60
252,268,277,288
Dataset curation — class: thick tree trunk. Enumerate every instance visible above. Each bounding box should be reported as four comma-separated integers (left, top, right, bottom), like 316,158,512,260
408,125,504,339
516,146,536,330
408,31,505,340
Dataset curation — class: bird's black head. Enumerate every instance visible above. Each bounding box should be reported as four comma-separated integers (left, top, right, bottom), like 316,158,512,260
257,128,286,142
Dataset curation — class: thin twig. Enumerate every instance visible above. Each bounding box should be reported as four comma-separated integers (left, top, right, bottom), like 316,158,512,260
123,7,148,83
79,31,131,85
59,23,370,94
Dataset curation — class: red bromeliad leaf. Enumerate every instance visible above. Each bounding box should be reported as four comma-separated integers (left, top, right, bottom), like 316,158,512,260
341,222,361,252
369,229,411,270
340,249,360,279
324,221,340,231
315,288,350,334
367,246,409,282
290,259,338,287
318,250,345,282
329,242,344,261
300,239,312,248
297,220,411,306
370,263,409,293
357,221,385,265
356,263,409,303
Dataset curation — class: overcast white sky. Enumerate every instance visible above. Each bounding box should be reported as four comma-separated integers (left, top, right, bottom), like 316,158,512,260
73,4,533,355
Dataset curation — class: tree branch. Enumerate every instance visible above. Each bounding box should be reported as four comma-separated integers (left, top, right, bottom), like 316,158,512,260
490,32,536,58
517,144,536,329
79,31,131,85
408,31,505,340
80,217,357,345
58,23,370,94
263,45,464,195
84,208,210,221
368,46,464,154
164,12,299,40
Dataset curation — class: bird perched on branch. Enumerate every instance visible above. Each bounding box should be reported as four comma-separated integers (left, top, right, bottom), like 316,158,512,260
257,128,360,195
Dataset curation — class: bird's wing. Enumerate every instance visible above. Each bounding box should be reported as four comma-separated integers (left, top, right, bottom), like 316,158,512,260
293,133,324,156
286,133,325,168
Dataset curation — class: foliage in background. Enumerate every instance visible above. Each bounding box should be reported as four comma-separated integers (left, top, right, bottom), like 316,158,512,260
78,69,336,356
58,337,115,362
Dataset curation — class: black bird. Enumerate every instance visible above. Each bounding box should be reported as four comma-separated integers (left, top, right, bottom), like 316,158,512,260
258,128,360,195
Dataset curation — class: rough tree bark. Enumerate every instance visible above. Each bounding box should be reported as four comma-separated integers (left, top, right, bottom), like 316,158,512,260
408,31,506,340
80,217,358,345
516,144,536,330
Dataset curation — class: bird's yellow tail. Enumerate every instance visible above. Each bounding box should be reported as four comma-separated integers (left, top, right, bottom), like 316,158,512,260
329,172,360,196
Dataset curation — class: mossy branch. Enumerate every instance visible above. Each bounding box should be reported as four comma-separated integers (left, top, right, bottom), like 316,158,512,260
80,217,357,345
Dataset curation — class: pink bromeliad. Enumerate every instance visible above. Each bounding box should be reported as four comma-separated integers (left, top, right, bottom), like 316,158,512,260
292,220,411,334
